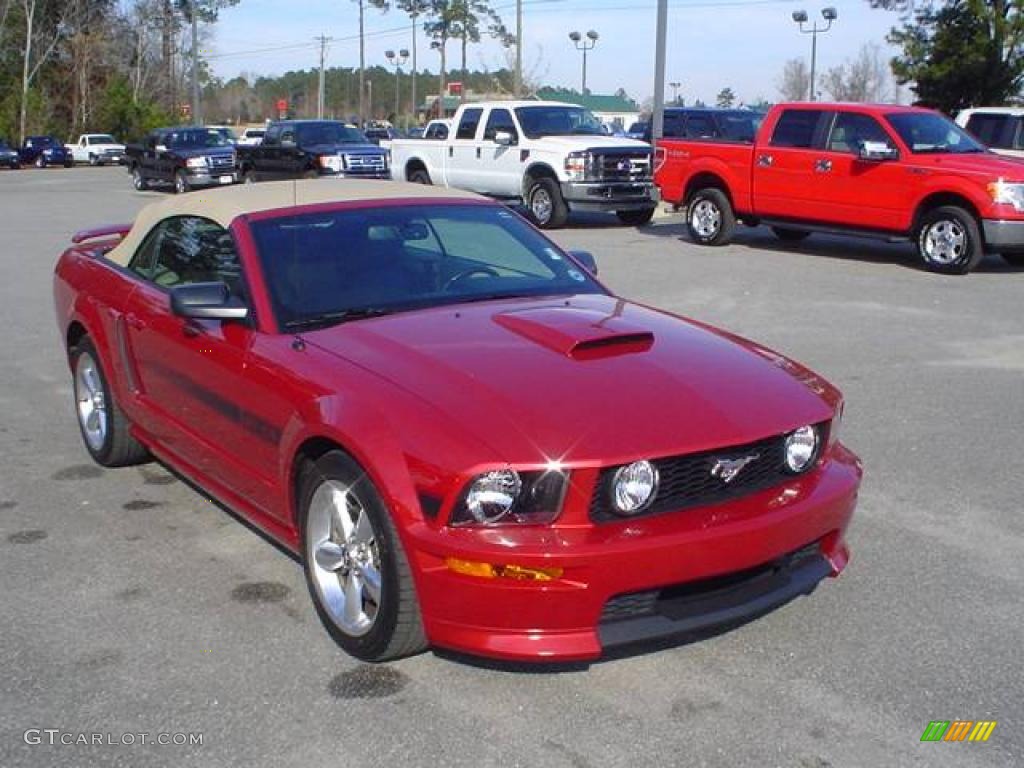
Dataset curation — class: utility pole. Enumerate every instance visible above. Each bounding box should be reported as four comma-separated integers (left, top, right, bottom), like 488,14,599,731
190,10,200,124
358,0,366,126
315,35,333,119
652,0,667,144
514,0,522,97
411,13,419,126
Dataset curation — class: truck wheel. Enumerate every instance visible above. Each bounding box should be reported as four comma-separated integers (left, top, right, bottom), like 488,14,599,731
772,227,810,242
89,154,100,167
69,337,149,467
299,450,427,661
35,155,46,169
527,177,569,229
686,187,735,246
616,208,656,226
409,168,431,185
1000,253,1024,267
302,169,319,180
132,167,148,191
916,206,984,275
174,170,190,194
243,170,258,184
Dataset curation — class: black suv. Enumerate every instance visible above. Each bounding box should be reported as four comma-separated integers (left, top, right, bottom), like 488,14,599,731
237,120,389,182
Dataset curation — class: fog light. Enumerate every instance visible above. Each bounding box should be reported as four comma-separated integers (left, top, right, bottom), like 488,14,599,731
612,460,658,514
445,558,563,581
785,425,820,473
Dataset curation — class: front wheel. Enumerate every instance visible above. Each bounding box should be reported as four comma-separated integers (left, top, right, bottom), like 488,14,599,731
89,154,100,167
527,177,569,229
299,451,427,662
174,170,190,194
35,155,46,168
916,206,984,275
616,207,656,227
132,167,148,191
70,338,149,467
243,170,258,184
686,187,735,245
1000,253,1024,267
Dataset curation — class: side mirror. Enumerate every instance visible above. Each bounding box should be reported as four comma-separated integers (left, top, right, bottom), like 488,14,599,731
568,250,598,276
858,141,898,162
494,130,515,146
155,144,168,153
170,282,249,321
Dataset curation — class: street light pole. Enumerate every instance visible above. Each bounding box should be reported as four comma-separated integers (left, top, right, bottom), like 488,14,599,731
515,0,523,97
792,7,838,102
385,49,409,124
568,30,599,95
411,13,418,126
669,81,680,105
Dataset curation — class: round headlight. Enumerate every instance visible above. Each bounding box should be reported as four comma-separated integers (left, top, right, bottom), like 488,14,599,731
784,425,819,473
612,460,659,514
465,469,522,524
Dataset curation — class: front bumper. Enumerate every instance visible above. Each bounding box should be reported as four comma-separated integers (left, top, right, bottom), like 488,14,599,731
320,169,391,180
186,168,239,186
561,180,658,212
982,218,1024,252
409,443,860,662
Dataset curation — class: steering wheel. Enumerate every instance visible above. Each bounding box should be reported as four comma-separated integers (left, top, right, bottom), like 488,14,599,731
444,266,501,291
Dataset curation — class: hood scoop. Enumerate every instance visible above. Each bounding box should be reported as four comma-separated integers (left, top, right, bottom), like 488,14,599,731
493,305,654,360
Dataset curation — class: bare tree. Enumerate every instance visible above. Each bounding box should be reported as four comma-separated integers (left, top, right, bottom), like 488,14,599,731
19,0,74,143
778,57,810,102
822,43,891,102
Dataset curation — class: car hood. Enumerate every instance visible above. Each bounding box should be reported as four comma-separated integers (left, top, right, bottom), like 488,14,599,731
0,148,15,156
302,294,837,464
89,143,126,151
171,146,235,158
912,151,1024,179
530,135,652,153
306,142,386,155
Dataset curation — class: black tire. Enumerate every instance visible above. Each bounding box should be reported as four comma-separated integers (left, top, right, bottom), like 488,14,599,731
616,207,656,226
132,167,148,191
408,168,431,185
686,187,736,246
299,450,427,662
89,154,100,167
526,176,569,229
35,155,46,168
302,169,320,180
243,169,258,184
772,226,810,242
1000,253,1024,267
916,206,984,275
64,160,73,168
174,170,190,194
69,337,149,467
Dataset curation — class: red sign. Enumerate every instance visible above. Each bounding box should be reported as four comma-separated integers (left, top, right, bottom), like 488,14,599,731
448,82,463,95
276,98,288,112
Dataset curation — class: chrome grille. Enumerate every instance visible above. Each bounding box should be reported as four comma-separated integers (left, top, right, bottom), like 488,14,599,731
208,154,235,170
591,151,652,182
343,153,387,175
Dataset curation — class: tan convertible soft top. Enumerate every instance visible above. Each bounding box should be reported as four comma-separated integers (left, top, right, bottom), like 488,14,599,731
106,179,487,266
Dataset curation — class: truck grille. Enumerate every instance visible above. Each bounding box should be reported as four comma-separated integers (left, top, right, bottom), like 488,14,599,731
589,432,800,522
343,153,387,176
209,154,236,171
590,151,652,182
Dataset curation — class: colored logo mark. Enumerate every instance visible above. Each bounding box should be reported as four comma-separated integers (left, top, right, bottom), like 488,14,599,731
921,721,997,743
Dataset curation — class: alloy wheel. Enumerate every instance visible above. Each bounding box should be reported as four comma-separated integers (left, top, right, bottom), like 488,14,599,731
922,219,966,265
691,199,722,239
74,352,107,453
531,187,553,225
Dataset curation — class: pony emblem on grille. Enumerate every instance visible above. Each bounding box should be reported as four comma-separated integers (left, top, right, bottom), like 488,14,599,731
710,454,760,483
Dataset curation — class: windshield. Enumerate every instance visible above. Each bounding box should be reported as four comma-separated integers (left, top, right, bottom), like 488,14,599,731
210,127,238,142
515,106,605,138
885,112,985,154
32,136,57,146
250,204,605,329
296,122,367,145
167,129,231,148
90,135,117,144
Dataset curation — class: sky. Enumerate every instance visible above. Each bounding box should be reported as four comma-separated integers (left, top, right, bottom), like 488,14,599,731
209,0,905,105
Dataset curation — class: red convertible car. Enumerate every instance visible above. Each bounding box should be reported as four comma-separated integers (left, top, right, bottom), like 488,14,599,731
53,180,861,662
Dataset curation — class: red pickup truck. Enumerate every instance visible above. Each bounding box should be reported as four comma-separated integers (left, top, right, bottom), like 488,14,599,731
654,102,1024,274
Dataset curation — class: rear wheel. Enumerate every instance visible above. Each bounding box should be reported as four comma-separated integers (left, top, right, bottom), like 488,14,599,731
772,226,810,242
174,170,190,194
70,338,148,467
408,168,431,185
132,167,148,191
527,176,569,229
616,207,656,226
686,187,735,246
299,451,427,661
916,206,984,275
1001,253,1024,267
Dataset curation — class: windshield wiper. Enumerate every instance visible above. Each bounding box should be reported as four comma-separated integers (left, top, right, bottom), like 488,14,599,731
450,291,544,306
284,307,394,330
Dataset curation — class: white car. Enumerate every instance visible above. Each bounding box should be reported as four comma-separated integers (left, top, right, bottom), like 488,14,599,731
67,134,126,165
956,107,1024,158
388,102,657,228
237,128,266,146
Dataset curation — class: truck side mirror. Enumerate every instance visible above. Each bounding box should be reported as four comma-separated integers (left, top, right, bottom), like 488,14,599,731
494,130,515,146
155,144,168,153
858,141,898,162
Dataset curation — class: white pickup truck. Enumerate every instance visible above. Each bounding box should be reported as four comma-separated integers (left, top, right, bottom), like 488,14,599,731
66,133,126,165
388,101,657,228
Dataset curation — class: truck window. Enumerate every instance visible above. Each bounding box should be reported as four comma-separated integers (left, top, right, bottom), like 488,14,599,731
456,109,483,140
426,123,448,140
964,113,1011,148
662,112,684,138
263,125,281,146
770,110,825,149
483,109,517,141
685,114,720,139
827,113,896,154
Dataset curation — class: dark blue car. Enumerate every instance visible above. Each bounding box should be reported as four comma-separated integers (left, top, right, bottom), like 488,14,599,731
0,138,20,169
20,135,73,168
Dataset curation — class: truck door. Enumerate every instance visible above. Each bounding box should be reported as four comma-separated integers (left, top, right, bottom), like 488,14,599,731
481,108,523,197
752,108,832,222
445,108,484,191
812,110,906,231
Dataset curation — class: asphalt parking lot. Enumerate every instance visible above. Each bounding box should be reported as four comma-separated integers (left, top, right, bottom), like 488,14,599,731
1,166,1021,768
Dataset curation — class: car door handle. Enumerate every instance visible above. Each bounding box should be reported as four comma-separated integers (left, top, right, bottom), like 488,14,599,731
815,159,833,173
448,146,454,158
475,147,481,159
757,154,773,167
